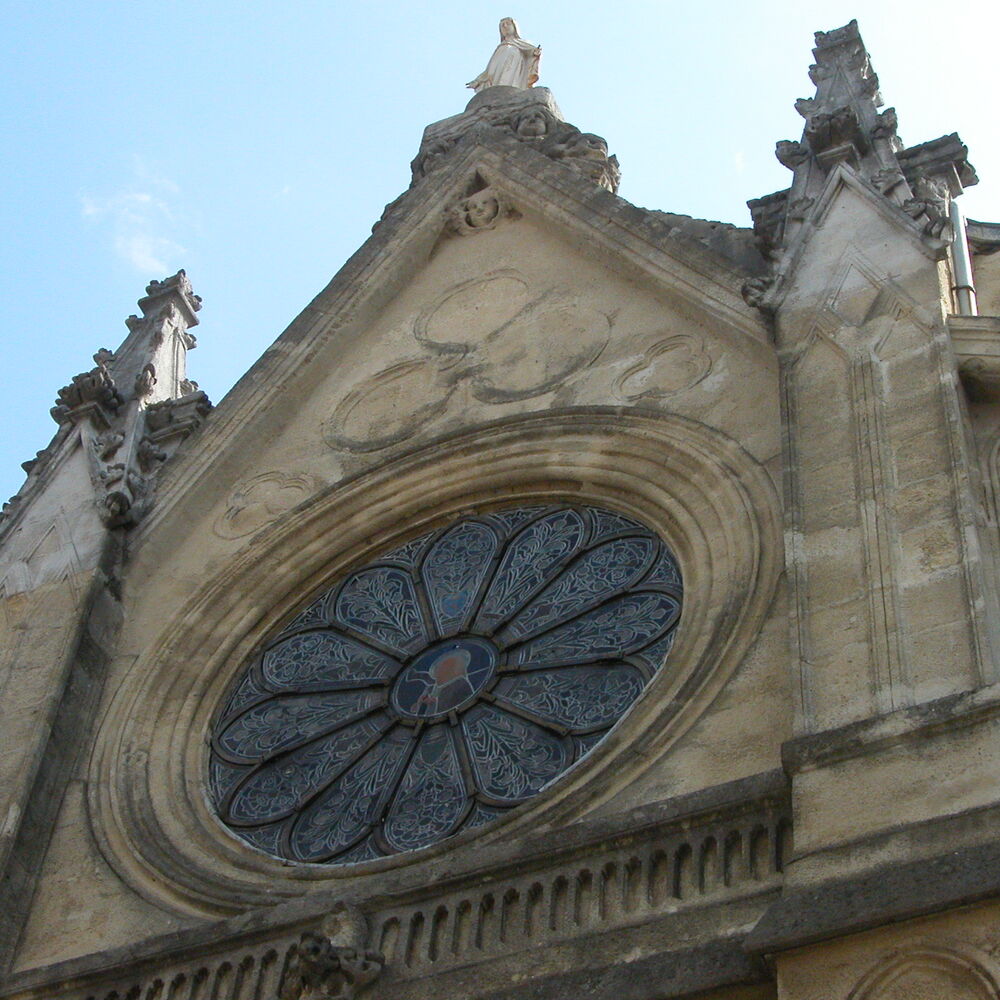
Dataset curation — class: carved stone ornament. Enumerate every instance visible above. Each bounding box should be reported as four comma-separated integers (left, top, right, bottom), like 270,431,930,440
51,352,122,427
543,125,621,191
409,89,620,193
448,185,513,234
741,276,774,310
279,936,383,1000
47,272,212,528
902,173,952,239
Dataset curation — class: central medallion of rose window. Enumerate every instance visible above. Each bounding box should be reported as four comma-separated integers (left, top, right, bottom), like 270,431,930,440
208,504,682,865
391,638,498,719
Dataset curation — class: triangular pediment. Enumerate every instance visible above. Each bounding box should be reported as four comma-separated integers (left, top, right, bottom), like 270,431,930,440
139,126,775,541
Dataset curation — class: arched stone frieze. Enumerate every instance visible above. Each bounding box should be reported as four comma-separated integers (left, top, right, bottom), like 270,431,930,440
88,409,782,917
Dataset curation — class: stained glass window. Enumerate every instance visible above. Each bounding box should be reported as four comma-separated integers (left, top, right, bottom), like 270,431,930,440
208,504,682,864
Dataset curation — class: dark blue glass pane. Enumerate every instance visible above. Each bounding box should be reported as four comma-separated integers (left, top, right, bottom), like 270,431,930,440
226,714,391,824
289,727,413,861
482,506,548,538
332,835,384,865
588,508,647,541
574,732,607,757
642,545,682,589
630,629,677,671
381,533,433,568
238,822,287,857
501,537,655,642
382,727,467,852
463,802,507,830
217,689,383,762
277,599,328,638
208,755,248,805
462,705,570,802
333,567,426,654
514,591,680,666
475,508,587,632
262,631,399,691
218,667,271,723
421,521,498,635
494,665,646,731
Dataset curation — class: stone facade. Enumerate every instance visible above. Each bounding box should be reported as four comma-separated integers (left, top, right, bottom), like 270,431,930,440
2,19,1000,1000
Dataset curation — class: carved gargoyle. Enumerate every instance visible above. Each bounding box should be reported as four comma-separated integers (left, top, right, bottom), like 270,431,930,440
775,140,810,170
903,174,952,240
278,932,384,1000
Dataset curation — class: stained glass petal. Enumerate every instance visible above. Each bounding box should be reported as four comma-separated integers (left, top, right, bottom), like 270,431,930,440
217,689,384,762
493,665,645,731
382,726,467,852
501,537,655,642
475,508,587,633
462,705,571,803
225,714,391,825
289,727,413,861
333,567,426,654
262,631,400,691
421,521,499,635
513,591,680,666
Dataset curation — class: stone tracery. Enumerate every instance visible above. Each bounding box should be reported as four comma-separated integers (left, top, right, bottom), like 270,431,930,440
209,503,682,864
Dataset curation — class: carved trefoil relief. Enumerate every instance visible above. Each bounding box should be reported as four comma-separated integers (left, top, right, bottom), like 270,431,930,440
215,472,320,540
323,270,612,454
615,334,713,402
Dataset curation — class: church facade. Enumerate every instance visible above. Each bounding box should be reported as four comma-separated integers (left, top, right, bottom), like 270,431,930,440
3,19,1000,1000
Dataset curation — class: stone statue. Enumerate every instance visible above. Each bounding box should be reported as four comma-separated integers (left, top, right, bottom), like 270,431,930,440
466,18,541,92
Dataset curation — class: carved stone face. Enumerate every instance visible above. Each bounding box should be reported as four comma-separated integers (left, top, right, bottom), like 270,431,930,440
516,110,548,138
465,191,500,228
499,17,517,38
565,133,609,160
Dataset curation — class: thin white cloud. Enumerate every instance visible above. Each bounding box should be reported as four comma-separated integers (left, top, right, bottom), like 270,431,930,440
80,161,188,274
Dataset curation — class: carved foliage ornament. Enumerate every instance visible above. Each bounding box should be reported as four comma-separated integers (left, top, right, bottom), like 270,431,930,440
208,503,682,865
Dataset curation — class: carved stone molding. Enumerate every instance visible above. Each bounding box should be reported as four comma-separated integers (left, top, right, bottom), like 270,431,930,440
848,945,1000,1000
89,410,782,915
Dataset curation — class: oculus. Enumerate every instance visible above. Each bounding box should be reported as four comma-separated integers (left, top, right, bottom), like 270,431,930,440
208,504,682,865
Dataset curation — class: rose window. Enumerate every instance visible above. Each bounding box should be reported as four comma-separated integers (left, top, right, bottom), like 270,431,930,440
208,504,682,865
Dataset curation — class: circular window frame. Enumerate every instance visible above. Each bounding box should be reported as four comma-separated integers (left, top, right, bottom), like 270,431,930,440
89,409,782,917
207,503,683,865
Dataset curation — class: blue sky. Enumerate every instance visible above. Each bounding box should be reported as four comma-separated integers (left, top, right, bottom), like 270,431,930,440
2,0,998,505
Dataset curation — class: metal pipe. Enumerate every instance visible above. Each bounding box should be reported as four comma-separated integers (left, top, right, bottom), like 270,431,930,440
950,199,978,316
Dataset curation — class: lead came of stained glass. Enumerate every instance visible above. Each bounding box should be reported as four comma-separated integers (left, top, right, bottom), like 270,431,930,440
208,504,682,865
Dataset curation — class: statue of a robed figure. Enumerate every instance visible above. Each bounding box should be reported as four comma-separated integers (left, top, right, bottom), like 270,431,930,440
466,17,541,92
